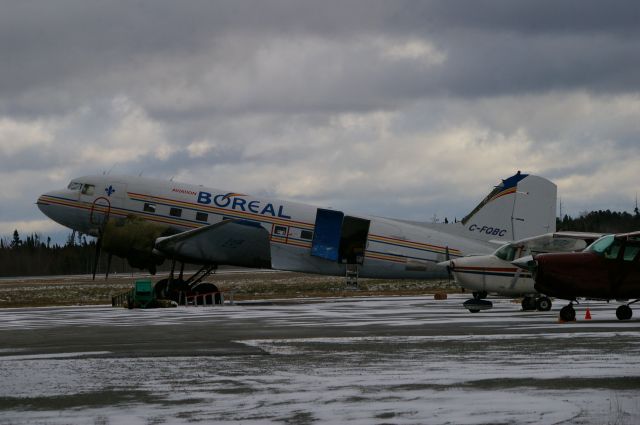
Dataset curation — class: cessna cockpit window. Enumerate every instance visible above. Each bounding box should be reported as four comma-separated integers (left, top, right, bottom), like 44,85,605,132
495,244,518,261
67,182,82,191
587,235,621,259
81,184,95,195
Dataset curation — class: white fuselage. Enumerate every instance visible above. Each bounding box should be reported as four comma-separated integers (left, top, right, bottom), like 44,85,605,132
37,175,496,279
449,254,536,297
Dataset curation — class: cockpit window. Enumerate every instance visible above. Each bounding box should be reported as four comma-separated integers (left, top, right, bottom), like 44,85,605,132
495,244,518,261
587,235,614,254
586,235,621,259
67,182,83,191
81,184,95,195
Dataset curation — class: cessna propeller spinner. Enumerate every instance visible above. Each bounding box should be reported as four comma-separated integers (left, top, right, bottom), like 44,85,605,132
37,171,557,300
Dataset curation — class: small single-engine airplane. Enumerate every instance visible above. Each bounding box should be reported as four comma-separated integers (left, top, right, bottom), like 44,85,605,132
37,171,556,300
514,232,640,321
440,232,603,313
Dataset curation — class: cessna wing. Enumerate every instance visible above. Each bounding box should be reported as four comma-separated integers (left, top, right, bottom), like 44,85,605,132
154,220,271,268
511,231,604,254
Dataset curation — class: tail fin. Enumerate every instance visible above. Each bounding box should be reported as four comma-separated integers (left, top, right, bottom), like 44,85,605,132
461,171,557,242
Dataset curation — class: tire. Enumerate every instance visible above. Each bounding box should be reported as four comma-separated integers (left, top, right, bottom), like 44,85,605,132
559,305,576,322
536,297,552,312
521,297,536,311
469,309,480,313
193,283,219,305
616,305,633,321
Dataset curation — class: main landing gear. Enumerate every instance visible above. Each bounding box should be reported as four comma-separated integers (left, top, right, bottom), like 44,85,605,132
521,296,552,312
616,299,638,321
560,299,638,321
559,302,577,322
154,262,222,305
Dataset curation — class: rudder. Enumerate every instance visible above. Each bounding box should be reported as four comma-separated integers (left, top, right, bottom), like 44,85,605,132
461,171,557,242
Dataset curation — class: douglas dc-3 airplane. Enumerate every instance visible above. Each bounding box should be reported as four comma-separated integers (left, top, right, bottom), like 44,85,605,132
37,171,556,300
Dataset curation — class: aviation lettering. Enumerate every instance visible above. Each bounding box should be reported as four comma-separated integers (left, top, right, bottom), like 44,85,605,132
197,191,291,219
468,224,507,237
198,191,212,204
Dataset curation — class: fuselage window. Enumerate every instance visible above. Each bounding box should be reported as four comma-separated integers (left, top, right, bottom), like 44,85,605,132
67,182,82,191
274,225,287,236
144,203,156,213
300,230,314,240
81,184,95,196
170,207,182,218
623,244,640,261
196,212,209,222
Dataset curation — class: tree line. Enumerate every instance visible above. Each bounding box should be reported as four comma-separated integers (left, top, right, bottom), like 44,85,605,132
556,208,640,233
1,208,640,277
0,230,169,278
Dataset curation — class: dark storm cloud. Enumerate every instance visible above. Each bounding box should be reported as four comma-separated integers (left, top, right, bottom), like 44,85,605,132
2,0,640,240
2,0,640,119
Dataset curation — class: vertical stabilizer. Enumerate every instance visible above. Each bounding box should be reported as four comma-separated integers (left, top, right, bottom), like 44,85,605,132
461,172,557,242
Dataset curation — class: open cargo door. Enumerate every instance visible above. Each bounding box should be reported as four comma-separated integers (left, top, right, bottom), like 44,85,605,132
311,209,370,264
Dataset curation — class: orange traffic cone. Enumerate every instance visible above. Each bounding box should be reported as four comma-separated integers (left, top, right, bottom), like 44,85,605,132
585,308,592,320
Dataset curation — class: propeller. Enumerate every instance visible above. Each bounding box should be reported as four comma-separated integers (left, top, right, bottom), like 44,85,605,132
445,246,453,283
92,232,102,281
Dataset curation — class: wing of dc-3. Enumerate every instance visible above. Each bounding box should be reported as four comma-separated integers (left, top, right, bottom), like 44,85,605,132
154,219,271,268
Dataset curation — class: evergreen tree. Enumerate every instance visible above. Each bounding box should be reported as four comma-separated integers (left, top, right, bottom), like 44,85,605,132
10,230,21,249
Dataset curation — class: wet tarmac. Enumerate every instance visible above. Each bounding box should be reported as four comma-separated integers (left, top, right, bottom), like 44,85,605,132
1,295,639,424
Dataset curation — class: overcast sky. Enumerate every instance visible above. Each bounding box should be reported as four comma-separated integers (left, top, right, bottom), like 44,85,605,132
1,0,640,242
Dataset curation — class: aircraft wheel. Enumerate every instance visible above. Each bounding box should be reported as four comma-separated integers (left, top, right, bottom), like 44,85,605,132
521,297,537,311
193,282,220,305
559,305,576,322
616,305,633,321
536,297,552,312
154,279,169,298
472,291,487,300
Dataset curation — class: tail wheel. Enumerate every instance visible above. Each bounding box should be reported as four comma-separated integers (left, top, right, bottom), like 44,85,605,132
616,305,633,321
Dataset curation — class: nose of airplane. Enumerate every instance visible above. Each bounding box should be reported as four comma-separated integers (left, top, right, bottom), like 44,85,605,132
36,192,53,217
36,189,70,225
436,259,453,269
511,255,536,271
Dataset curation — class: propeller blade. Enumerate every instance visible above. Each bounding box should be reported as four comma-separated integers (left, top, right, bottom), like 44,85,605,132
105,253,112,280
445,246,453,282
92,237,102,281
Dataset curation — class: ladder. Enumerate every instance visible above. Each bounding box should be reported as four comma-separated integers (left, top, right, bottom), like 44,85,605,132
345,263,359,289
